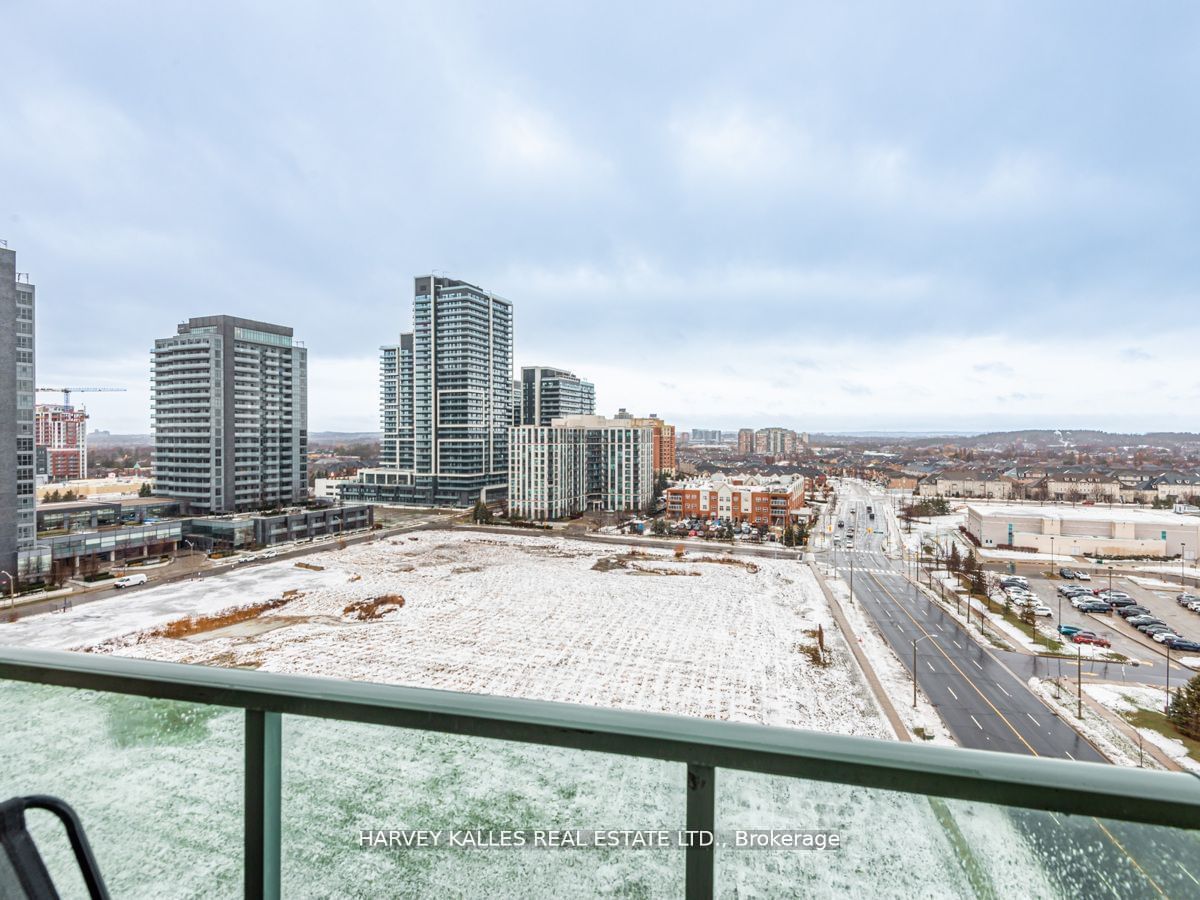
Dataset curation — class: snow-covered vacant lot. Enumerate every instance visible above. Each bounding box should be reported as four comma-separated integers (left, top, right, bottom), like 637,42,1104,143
102,532,886,734
0,531,1044,898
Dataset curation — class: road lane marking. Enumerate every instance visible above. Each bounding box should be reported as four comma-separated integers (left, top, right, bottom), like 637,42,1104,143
947,686,958,701
971,659,983,671
926,661,935,672
868,574,1039,755
934,622,943,631
997,684,1011,698
952,640,962,649
970,715,983,730
1064,751,1074,760
1094,820,1165,896
1178,862,1199,887
1026,713,1040,727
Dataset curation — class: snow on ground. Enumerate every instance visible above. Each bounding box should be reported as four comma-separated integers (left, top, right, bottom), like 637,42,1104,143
822,568,952,745
1128,575,1187,590
1084,683,1200,774
0,530,990,898
0,564,351,650
977,548,1072,563
1029,679,1163,770
1129,562,1200,581
91,532,887,735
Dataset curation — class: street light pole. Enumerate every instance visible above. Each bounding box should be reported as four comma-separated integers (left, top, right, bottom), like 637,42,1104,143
1182,542,1187,591
913,634,938,707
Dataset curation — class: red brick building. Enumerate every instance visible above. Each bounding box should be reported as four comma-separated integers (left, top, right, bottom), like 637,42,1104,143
35,404,88,480
664,475,806,526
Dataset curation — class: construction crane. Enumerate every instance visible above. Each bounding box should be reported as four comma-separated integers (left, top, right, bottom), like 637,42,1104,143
36,387,127,408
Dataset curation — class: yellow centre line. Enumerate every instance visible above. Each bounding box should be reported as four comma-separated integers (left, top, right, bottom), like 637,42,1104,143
1094,820,1165,897
868,572,1039,755
866,571,1169,897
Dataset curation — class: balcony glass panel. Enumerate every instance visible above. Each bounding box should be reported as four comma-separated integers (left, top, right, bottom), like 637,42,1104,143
280,716,683,895
0,681,241,895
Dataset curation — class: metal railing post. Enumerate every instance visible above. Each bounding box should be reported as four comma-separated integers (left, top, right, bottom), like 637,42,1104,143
686,764,715,900
246,709,282,899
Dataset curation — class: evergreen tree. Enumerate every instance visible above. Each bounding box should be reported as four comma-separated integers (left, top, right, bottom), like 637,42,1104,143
948,543,962,573
1168,674,1200,741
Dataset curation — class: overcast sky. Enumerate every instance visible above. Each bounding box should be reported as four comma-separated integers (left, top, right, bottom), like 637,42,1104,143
4,2,1198,434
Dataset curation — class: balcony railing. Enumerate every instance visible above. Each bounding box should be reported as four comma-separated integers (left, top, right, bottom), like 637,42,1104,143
0,647,1197,898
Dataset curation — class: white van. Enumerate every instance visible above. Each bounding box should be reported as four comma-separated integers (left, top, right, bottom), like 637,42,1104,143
113,573,148,589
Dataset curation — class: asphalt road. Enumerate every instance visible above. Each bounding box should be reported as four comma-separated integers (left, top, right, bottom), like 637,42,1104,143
827,483,1200,898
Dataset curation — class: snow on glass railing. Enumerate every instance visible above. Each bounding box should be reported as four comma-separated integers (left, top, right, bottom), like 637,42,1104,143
0,677,1196,897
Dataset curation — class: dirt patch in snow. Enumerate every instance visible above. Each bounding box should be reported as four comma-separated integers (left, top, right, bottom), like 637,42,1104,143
343,595,406,621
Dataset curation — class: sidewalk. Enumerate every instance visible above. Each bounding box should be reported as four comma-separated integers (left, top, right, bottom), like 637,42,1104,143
808,560,910,742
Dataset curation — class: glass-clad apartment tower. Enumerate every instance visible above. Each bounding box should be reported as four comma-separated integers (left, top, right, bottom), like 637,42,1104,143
519,366,595,426
412,275,512,506
340,275,512,508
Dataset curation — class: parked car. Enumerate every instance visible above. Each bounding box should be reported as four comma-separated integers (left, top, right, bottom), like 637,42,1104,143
1152,630,1182,643
1177,593,1200,606
1030,605,1053,617
1075,571,1091,581
1106,597,1137,608
1057,624,1084,636
1137,622,1169,633
113,573,148,589
1128,616,1164,627
1117,606,1151,619
1059,568,1076,579
1187,600,1200,613
1073,632,1111,648
1163,637,1200,651
1077,601,1112,614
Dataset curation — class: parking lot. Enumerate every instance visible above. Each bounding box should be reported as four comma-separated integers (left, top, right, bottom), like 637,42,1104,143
1013,569,1198,662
